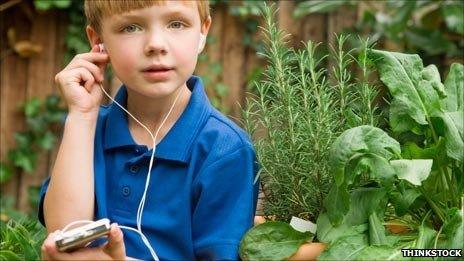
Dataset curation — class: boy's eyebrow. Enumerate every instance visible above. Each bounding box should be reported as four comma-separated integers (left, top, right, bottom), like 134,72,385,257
118,9,193,21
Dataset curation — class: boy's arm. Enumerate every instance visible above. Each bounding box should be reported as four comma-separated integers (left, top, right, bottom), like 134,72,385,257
43,112,97,232
42,44,108,232
192,144,259,260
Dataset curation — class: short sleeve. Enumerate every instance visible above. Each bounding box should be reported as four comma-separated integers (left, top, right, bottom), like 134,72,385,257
192,145,259,260
37,177,51,227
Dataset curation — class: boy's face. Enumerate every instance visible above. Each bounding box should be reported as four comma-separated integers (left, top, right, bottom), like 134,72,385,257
88,1,210,99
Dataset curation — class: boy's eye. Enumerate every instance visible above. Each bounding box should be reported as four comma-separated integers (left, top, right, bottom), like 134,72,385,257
169,21,185,29
122,24,142,33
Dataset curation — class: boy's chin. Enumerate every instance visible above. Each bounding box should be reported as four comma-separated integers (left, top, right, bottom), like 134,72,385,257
130,82,184,99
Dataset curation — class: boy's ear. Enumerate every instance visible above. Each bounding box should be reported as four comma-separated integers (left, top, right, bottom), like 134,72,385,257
200,15,212,37
86,25,103,49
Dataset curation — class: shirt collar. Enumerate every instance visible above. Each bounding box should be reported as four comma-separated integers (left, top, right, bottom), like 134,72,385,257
104,75,211,163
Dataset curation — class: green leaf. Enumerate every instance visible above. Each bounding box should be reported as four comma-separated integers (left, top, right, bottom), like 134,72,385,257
33,0,52,10
390,188,422,216
318,234,369,261
442,1,464,35
9,150,36,173
441,208,464,250
13,133,32,149
239,221,313,261
439,111,464,161
23,98,41,117
294,0,353,17
367,49,443,131
0,250,22,261
36,131,56,150
439,63,464,161
369,212,387,246
0,163,13,184
347,153,397,184
442,63,464,112
323,184,350,226
354,245,410,260
53,0,71,9
390,159,433,186
402,140,447,170
422,65,446,98
415,224,437,249
330,125,400,186
318,188,387,243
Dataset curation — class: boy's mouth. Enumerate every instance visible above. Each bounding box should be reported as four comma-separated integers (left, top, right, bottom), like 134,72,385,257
142,64,174,72
141,64,174,81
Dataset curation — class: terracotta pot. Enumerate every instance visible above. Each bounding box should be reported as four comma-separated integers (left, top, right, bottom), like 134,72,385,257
386,223,411,234
288,242,327,261
253,215,276,226
253,216,327,260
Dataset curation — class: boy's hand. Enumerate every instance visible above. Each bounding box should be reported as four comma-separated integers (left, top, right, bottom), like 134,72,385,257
41,223,126,260
54,45,109,117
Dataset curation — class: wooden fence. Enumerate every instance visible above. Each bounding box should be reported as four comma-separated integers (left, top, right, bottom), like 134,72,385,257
1,0,358,213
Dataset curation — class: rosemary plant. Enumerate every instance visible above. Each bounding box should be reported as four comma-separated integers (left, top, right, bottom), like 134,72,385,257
243,4,379,222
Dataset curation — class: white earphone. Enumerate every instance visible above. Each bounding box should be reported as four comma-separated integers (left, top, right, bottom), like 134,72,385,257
198,34,206,54
98,43,106,53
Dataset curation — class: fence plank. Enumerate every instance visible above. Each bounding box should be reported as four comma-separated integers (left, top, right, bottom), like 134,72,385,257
0,6,31,209
18,9,59,212
221,8,245,119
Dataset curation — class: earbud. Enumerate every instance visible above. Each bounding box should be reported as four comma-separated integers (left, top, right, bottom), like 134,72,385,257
198,34,206,54
98,43,106,53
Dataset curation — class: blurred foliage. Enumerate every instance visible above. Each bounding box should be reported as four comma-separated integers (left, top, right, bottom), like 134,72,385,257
0,95,66,184
0,214,46,261
0,196,46,260
294,0,463,69
34,0,71,10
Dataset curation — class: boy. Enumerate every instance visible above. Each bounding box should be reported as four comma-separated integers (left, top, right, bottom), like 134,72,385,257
39,1,259,260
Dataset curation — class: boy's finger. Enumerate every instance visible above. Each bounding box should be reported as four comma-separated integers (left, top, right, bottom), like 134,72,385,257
104,223,126,259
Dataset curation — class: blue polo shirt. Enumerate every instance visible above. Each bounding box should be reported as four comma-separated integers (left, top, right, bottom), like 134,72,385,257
38,75,259,260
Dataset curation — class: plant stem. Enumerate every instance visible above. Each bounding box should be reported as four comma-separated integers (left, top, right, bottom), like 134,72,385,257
419,187,445,223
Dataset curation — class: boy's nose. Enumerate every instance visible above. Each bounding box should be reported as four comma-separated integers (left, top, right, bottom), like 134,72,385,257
144,33,168,56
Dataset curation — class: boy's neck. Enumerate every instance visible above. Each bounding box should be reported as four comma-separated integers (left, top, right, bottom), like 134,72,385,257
125,83,191,145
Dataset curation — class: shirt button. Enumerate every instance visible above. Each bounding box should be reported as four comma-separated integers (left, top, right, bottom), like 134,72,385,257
135,148,140,154
129,165,139,173
122,186,130,197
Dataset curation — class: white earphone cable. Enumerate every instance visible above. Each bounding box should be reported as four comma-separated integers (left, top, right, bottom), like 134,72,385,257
58,45,184,260
98,82,183,261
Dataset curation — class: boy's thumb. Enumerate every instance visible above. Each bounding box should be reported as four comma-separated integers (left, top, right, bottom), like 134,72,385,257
104,223,126,259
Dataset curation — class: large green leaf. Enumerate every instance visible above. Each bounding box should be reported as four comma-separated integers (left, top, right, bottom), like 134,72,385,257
442,63,464,112
330,125,400,186
390,159,433,186
318,235,368,261
369,212,387,246
239,221,313,261
440,63,464,161
319,234,406,261
354,245,410,261
323,184,350,226
319,188,387,243
368,50,427,126
438,112,463,161
369,50,463,161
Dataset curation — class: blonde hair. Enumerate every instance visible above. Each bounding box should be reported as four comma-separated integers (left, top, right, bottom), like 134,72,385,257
84,0,210,35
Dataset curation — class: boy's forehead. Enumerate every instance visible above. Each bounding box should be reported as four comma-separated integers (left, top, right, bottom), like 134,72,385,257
110,1,198,19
